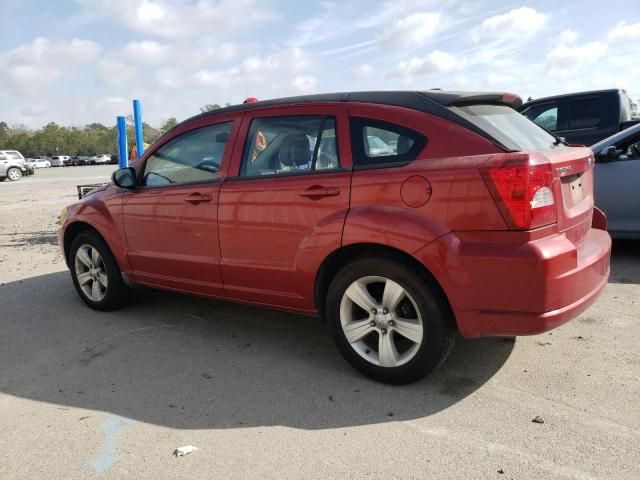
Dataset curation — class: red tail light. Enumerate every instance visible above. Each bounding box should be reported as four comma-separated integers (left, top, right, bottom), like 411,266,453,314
481,155,556,230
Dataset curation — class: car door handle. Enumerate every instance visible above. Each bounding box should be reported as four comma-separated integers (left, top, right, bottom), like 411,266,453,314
299,186,340,198
184,193,212,204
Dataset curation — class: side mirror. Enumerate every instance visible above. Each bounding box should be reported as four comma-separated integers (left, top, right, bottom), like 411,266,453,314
598,145,619,161
112,167,136,189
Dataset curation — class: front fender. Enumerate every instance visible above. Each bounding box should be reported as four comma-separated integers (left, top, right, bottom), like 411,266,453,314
342,205,449,254
62,193,130,273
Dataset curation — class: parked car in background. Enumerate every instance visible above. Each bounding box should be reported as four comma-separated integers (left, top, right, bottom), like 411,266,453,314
591,123,640,238
59,90,611,384
0,150,30,181
95,154,111,164
520,89,638,146
52,155,72,166
30,157,52,168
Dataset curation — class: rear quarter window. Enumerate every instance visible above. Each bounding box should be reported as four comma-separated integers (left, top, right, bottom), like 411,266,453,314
350,118,427,167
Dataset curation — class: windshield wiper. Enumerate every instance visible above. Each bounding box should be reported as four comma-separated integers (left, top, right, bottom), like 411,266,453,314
539,125,568,146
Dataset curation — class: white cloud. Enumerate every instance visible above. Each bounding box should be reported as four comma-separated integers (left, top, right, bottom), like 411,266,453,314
559,29,578,44
292,75,317,92
77,0,278,39
352,64,374,79
608,21,640,41
155,48,317,91
120,41,171,65
389,50,458,77
487,72,515,87
547,41,608,73
1,37,102,89
381,12,441,48
471,7,547,43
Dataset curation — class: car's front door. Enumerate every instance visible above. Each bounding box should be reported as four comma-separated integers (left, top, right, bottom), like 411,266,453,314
595,130,640,236
218,106,352,312
122,119,239,296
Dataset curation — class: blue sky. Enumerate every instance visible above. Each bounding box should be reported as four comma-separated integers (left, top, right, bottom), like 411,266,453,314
0,0,638,128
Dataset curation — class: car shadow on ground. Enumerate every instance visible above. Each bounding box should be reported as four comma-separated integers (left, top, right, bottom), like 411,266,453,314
610,239,640,284
0,271,514,430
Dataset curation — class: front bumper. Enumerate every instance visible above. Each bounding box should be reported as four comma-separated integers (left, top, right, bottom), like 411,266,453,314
416,226,611,338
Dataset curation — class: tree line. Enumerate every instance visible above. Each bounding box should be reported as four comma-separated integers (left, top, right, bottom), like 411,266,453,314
0,103,228,158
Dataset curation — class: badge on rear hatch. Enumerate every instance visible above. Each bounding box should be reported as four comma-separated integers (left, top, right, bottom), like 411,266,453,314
555,166,572,174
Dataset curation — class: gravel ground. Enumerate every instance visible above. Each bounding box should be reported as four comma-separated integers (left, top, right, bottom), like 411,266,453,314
1,165,639,480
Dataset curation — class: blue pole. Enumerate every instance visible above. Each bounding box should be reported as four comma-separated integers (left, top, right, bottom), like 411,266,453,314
133,99,144,158
117,116,128,169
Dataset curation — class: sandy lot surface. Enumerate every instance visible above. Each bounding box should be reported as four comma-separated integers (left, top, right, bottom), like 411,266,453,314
1,166,639,480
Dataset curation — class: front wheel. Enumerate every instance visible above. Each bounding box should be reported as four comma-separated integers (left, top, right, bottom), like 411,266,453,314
69,231,130,311
7,167,22,181
326,257,455,384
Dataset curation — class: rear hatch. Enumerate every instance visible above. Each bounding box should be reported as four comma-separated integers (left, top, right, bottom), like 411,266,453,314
545,148,594,245
448,101,594,245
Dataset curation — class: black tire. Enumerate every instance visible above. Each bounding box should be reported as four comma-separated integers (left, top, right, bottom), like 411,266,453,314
69,231,130,311
6,167,22,181
326,257,456,385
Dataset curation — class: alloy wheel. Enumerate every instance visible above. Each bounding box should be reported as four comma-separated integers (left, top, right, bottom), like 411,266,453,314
340,276,424,368
74,244,108,302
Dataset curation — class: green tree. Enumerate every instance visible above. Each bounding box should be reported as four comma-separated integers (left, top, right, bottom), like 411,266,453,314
200,103,222,113
160,117,178,134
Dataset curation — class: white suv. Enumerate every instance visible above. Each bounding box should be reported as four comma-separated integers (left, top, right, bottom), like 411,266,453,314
0,150,27,181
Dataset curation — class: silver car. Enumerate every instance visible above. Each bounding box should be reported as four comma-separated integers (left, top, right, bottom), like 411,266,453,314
592,123,640,238
0,150,27,181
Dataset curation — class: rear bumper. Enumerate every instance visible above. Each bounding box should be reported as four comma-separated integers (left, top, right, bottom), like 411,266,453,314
416,227,611,338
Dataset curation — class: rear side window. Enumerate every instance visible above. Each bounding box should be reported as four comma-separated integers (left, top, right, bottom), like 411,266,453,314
350,118,426,167
569,97,602,129
453,104,560,152
240,116,339,177
143,122,232,187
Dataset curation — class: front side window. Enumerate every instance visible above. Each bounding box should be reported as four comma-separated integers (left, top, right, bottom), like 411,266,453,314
143,122,232,187
240,116,339,177
350,118,426,167
524,103,558,131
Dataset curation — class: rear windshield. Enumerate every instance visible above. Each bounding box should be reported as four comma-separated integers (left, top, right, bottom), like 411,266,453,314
452,104,563,152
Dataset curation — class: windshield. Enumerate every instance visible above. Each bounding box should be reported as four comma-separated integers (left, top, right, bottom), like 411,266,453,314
452,104,564,152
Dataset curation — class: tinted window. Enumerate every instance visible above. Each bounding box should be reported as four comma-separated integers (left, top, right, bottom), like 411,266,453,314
524,103,558,131
569,97,602,129
453,104,561,152
240,116,339,177
350,118,426,166
143,122,231,187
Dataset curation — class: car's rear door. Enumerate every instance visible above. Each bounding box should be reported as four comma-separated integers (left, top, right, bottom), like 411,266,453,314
122,115,240,296
218,105,352,312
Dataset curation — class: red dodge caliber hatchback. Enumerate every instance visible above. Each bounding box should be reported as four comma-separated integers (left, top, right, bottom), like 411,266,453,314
59,91,611,384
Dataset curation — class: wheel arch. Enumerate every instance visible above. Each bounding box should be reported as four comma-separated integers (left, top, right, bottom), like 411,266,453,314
63,221,104,267
314,242,455,326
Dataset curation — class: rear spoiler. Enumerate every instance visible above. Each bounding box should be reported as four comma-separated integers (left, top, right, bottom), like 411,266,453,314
418,91,523,109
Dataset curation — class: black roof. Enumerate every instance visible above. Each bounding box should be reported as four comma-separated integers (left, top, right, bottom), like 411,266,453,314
186,90,522,125
159,90,525,152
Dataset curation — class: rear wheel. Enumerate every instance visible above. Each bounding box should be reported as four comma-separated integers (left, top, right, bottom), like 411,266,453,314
7,168,22,181
69,231,130,311
326,257,455,384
